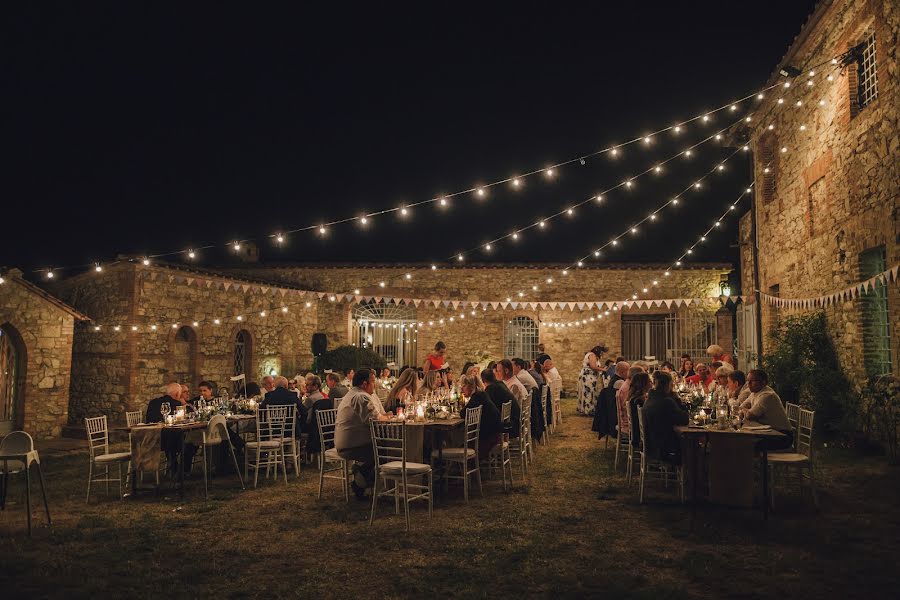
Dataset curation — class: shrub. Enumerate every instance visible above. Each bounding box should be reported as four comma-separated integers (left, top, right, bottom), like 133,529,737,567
318,345,387,374
859,376,900,464
762,311,856,436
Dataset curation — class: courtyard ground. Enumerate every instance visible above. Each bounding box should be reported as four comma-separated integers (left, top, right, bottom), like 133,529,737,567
2,399,898,599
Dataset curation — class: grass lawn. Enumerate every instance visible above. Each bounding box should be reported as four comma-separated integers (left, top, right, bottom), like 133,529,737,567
2,399,899,599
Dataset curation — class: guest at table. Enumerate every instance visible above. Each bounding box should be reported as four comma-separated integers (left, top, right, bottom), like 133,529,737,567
342,369,355,388
481,368,521,438
727,370,750,411
415,369,443,400
385,367,418,413
326,373,349,405
303,375,326,414
539,356,562,394
446,368,456,390
147,382,184,423
245,381,262,398
623,371,651,448
685,363,714,391
288,377,305,400
607,356,624,379
379,367,393,382
261,375,276,396
495,359,529,410
578,344,608,415
678,358,696,379
146,382,197,475
528,360,545,387
609,361,630,391
711,364,733,399
261,376,307,435
423,341,447,374
304,376,330,442
617,365,645,414
335,369,391,499
707,344,734,366
740,369,793,450
179,384,191,405
459,374,502,458
660,361,676,373
189,380,216,407
642,371,689,465
512,357,538,393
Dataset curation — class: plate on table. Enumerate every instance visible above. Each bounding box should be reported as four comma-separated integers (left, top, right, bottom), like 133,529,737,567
743,424,772,431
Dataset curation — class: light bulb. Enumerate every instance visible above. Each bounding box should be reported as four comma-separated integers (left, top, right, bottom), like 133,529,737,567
484,244,492,251
674,126,681,133
192,321,199,327
672,198,680,205
594,250,600,257
718,164,725,171
631,227,638,234
652,280,658,285
431,264,437,270
796,100,802,107
236,315,243,321
715,134,722,140
567,208,574,216
819,99,826,106
611,239,618,246
95,264,103,272
328,295,336,302
783,81,791,88
643,136,651,143
114,325,121,331
131,325,138,331
545,168,554,177
354,288,360,294
532,285,538,291
778,98,784,104
512,178,520,187
702,115,709,122
457,254,464,261
625,180,633,188
768,124,774,130
46,270,54,279
539,221,546,228
800,125,806,131
595,195,604,203
511,232,519,240
546,277,553,284
684,149,692,157
655,165,662,173
664,271,670,276
214,318,221,325
781,147,788,153
94,326,100,331
610,148,619,157
405,273,412,279
360,216,369,225
319,225,327,235
476,188,485,197
232,242,240,251
259,311,266,317
642,288,648,293
171,323,178,329
694,182,702,189
562,269,568,275
143,257,151,265
400,207,408,216
756,93,764,100
304,302,311,308
826,75,833,81
649,214,656,220
150,325,157,331
439,198,447,207
745,116,752,123
730,104,737,111
188,249,196,259
379,281,386,287
577,261,583,267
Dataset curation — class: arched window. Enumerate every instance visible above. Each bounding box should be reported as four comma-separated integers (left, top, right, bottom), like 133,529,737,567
0,323,26,434
172,326,198,386
504,316,538,361
233,329,252,377
351,302,417,367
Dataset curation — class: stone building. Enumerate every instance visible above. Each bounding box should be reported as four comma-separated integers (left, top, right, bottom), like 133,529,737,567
0,269,88,437
738,0,899,379
48,261,732,428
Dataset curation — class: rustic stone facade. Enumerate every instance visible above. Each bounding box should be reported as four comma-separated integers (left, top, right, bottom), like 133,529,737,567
740,0,900,378
0,269,85,438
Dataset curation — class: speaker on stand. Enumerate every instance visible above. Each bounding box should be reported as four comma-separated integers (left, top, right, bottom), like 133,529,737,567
311,333,328,373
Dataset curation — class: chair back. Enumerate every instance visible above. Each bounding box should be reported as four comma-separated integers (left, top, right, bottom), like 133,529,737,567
464,405,482,453
0,431,36,472
256,407,289,442
636,406,648,453
520,395,531,434
541,385,550,423
205,415,229,445
615,390,631,435
316,408,338,452
370,421,406,469
125,410,143,427
500,401,512,429
797,408,815,458
85,415,110,458
785,402,800,434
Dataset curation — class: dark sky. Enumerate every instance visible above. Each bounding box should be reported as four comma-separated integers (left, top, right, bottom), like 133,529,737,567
2,1,819,280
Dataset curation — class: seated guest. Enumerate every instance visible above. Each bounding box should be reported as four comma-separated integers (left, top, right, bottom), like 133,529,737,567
303,375,326,414
261,375,276,395
727,370,750,411
379,367,393,382
481,368,521,438
305,376,333,451
609,361,630,391
707,344,734,366
607,357,624,379
678,358,696,379
512,357,538,393
180,384,191,405
423,341,447,374
740,369,793,450
624,372,651,448
335,369,391,499
326,373,349,404
146,382,197,474
495,359,529,410
459,374,502,458
260,376,307,434
538,356,561,392
189,380,216,407
660,361,676,373
616,366,645,413
711,364,733,399
342,369,355,388
528,359,545,387
415,369,444,400
245,381,261,397
446,368,456,389
385,367,418,413
464,364,484,390
642,371,689,464
288,377,305,399
685,363,714,391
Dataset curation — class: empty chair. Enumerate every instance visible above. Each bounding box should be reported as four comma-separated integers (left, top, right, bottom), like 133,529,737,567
315,408,350,501
785,402,801,442
245,407,288,488
0,431,51,536
636,407,684,504
432,405,482,502
370,421,433,531
768,408,817,509
85,415,132,502
195,415,245,498
125,411,143,427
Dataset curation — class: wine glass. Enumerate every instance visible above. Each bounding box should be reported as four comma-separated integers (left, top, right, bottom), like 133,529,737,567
160,401,170,423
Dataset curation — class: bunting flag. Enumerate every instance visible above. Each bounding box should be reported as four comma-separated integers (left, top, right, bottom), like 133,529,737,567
758,264,899,309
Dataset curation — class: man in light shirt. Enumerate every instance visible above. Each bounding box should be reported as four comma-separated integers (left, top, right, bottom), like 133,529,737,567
495,359,529,409
335,369,391,498
512,357,538,393
740,369,793,451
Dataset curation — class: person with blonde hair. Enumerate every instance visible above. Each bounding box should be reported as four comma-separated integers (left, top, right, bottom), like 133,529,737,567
386,367,418,412
415,369,442,400
706,344,733,366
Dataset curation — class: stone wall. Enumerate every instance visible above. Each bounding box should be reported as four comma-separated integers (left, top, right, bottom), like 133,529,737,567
744,0,900,378
0,270,78,438
53,264,318,424
227,264,732,386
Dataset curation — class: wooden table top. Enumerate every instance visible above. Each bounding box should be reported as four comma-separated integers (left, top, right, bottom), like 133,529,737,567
674,424,787,438
399,418,464,429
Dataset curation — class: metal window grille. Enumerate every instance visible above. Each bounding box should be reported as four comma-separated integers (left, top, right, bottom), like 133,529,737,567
735,302,758,370
860,247,892,376
352,303,418,367
0,327,19,431
173,326,197,384
621,311,717,364
233,330,250,376
621,315,669,362
858,32,878,109
504,316,539,361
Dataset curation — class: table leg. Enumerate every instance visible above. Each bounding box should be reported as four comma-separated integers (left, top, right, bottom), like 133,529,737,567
179,431,186,500
25,463,33,536
37,462,51,526
761,449,769,521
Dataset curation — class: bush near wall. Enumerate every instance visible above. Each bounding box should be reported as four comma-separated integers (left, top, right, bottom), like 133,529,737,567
762,311,856,436
319,345,387,375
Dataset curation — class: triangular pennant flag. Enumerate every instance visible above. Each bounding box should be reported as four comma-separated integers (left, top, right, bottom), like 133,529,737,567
451,301,460,309
186,278,194,286
241,285,250,293
540,302,550,309
317,292,326,299
500,302,510,309
442,300,451,307
413,299,421,307
481,301,490,309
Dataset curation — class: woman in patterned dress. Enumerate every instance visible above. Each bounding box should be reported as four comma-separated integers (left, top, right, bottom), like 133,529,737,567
578,344,608,415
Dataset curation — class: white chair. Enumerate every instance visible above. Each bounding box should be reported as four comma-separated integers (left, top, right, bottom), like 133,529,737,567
85,415,132,502
0,431,51,536
768,408,817,508
125,411,143,427
370,421,433,531
195,415,245,498
614,394,633,477
280,406,302,479
432,405,482,502
245,407,288,488
785,402,801,441
487,401,514,491
636,407,684,504
508,400,531,481
538,385,551,444
550,384,562,431
522,398,534,463
315,408,350,501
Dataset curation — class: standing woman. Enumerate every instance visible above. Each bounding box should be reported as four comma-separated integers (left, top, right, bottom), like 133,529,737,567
385,368,418,413
578,344,608,416
423,341,447,374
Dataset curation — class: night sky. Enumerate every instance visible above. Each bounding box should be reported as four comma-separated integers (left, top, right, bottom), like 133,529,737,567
3,2,819,280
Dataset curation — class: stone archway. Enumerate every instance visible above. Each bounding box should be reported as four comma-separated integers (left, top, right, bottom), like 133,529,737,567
0,322,27,434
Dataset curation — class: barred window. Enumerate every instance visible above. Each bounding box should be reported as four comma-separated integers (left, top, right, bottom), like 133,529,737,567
234,330,251,377
860,246,892,376
857,32,878,110
505,316,539,361
758,132,777,203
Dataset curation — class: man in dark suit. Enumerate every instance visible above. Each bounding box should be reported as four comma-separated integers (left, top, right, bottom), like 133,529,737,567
261,376,307,434
325,373,349,404
481,368,521,438
146,382,197,475
188,380,216,408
